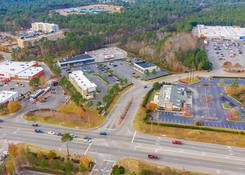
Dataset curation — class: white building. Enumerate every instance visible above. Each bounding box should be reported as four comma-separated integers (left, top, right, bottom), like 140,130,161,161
31,22,59,33
0,61,44,81
193,24,245,40
69,70,97,99
133,60,159,73
154,85,192,111
0,91,18,105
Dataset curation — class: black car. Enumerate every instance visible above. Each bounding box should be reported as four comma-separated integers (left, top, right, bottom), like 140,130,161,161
57,132,64,136
83,136,92,140
32,123,39,127
99,132,108,136
34,129,43,133
0,119,3,122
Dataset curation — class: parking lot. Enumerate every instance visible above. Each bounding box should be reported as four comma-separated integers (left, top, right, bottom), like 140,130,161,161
205,39,245,69
86,47,127,63
0,81,31,97
156,78,245,130
61,60,133,106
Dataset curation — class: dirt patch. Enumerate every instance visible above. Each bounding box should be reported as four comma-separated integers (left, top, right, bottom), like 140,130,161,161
26,109,86,122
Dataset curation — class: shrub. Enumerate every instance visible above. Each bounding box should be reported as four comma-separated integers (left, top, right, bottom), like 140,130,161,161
112,165,125,175
64,161,73,174
7,101,21,113
47,150,57,160
142,88,154,107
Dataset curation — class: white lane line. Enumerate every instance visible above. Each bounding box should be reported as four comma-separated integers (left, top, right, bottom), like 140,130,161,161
104,159,115,163
84,142,93,155
131,131,137,143
90,160,97,175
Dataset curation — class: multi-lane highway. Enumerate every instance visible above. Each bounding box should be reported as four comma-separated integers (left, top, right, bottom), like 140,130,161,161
1,69,245,175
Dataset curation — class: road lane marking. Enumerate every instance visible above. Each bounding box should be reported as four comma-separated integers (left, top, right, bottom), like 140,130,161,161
84,142,93,155
90,160,97,175
131,131,137,143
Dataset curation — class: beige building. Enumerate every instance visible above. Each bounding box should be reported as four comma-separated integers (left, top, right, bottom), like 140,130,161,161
31,22,59,33
69,70,97,99
17,31,64,48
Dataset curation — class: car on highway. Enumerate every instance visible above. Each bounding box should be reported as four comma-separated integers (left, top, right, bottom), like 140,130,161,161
70,133,78,138
48,131,56,135
0,119,3,122
32,123,39,127
99,131,108,136
83,136,92,140
148,154,159,160
172,140,183,145
84,138,92,143
34,129,43,133
57,132,64,136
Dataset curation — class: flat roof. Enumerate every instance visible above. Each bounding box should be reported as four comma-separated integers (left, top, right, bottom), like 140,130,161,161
0,60,43,78
59,54,94,65
134,60,155,69
0,91,18,104
159,85,186,108
17,67,44,77
194,25,245,39
69,70,96,91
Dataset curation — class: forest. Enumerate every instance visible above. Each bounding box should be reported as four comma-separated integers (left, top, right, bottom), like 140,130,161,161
1,0,245,71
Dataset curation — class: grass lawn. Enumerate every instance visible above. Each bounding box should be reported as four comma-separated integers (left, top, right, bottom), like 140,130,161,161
107,84,133,113
24,101,104,129
115,158,208,175
217,82,225,87
133,106,245,147
223,103,230,109
179,76,201,85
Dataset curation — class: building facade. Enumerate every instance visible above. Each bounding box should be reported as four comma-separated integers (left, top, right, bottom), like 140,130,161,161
193,25,245,40
31,22,59,33
133,60,159,73
0,61,44,81
154,85,192,111
58,54,95,68
17,31,64,48
0,91,18,105
68,70,97,99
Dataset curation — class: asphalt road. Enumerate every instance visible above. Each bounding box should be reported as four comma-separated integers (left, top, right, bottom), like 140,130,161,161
1,69,245,175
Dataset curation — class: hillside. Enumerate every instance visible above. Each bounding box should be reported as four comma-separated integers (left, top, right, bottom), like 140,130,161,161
124,32,203,72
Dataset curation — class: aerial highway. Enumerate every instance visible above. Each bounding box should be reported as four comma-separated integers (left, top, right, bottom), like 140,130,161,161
1,69,245,175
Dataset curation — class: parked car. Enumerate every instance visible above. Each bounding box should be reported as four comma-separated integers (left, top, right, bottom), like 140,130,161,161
172,140,182,145
148,154,159,160
99,131,108,136
34,129,43,133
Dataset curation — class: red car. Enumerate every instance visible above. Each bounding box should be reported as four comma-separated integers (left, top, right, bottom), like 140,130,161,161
148,154,159,160
172,140,183,145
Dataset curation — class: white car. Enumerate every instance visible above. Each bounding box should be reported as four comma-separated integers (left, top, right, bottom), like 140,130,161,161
84,138,92,143
48,131,56,135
